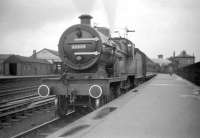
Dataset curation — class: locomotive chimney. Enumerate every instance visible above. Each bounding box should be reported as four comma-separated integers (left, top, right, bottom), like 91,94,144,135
79,14,93,26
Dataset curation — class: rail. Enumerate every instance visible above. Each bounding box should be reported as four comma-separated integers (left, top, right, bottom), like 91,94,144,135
0,86,39,104
0,96,55,119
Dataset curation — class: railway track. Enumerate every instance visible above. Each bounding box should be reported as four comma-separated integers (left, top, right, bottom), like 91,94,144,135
10,110,77,138
11,76,155,138
0,95,56,126
11,117,60,138
0,95,83,138
0,94,37,105
9,107,91,138
0,86,37,97
0,75,60,104
0,75,156,137
0,86,38,104
0,75,59,91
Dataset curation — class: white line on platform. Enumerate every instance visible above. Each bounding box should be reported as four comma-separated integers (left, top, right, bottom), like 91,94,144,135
149,84,171,86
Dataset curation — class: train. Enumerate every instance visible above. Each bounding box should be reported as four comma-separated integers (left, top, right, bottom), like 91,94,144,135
37,14,156,117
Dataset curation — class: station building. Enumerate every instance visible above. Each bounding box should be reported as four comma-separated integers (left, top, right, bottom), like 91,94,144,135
171,50,195,68
151,55,172,73
3,55,53,76
32,48,62,73
0,54,11,75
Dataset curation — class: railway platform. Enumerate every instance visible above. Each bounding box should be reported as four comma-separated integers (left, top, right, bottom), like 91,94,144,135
47,74,200,138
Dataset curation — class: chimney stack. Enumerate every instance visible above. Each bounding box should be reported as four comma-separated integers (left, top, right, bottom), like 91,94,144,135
32,50,37,59
79,14,93,26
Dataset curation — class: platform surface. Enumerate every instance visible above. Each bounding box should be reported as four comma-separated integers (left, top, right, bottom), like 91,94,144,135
48,74,200,138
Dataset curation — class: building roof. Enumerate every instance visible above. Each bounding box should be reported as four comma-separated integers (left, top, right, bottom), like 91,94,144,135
4,55,50,64
32,48,61,63
37,48,59,57
0,54,12,63
0,54,11,59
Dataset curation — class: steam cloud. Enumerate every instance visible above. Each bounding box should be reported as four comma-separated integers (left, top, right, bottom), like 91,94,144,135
72,0,118,30
0,0,75,34
102,0,118,30
72,0,96,13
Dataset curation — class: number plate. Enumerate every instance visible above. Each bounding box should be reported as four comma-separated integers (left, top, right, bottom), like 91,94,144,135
71,44,86,49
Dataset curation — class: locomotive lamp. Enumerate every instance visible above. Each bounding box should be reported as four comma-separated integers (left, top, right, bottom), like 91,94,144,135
89,85,102,99
38,84,50,97
89,84,103,108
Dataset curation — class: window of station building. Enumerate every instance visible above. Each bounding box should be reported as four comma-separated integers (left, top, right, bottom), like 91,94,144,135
24,65,26,70
27,65,31,71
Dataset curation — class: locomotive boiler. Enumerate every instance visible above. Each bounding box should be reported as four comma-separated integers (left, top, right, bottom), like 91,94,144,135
38,15,140,117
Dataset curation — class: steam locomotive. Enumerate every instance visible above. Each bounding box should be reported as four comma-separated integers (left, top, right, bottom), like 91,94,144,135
38,15,149,117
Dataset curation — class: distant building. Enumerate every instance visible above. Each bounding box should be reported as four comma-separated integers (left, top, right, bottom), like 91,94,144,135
152,55,171,66
32,48,61,63
151,55,172,73
32,48,62,73
158,54,163,59
170,50,195,68
4,55,53,76
0,54,11,75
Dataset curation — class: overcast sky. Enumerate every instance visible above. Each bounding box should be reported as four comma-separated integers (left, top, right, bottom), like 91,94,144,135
0,0,200,61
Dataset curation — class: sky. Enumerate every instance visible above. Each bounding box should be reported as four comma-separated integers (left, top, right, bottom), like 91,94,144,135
0,0,200,62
